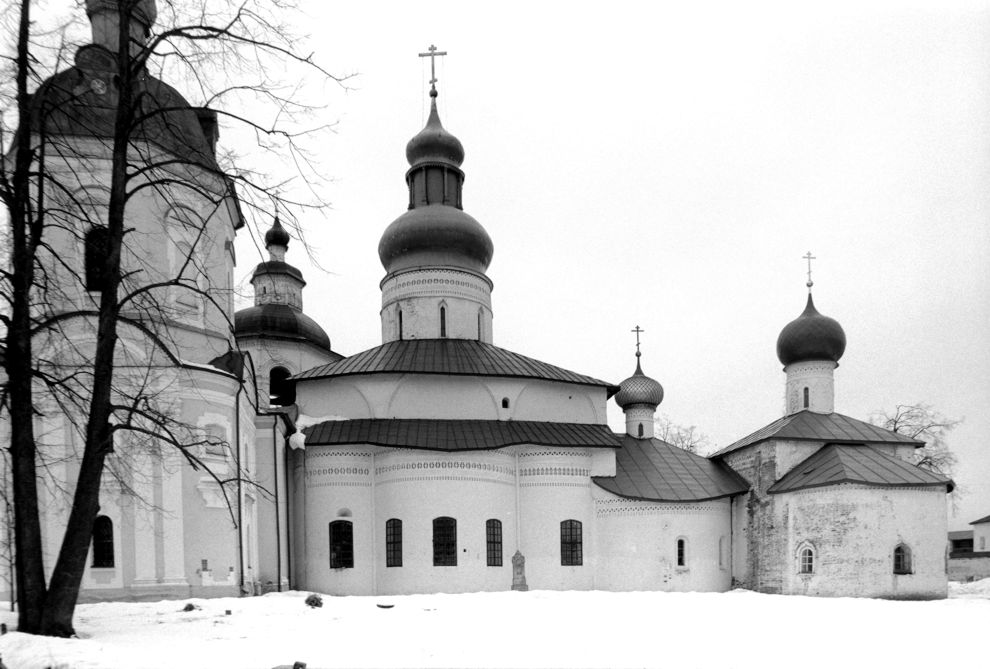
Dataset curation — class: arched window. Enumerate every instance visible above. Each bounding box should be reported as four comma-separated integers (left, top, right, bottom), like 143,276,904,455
799,546,815,574
269,366,295,406
329,520,353,569
386,519,402,568
439,305,447,338
637,423,644,438
204,423,227,456
92,515,114,568
893,544,912,574
803,387,810,409
486,519,503,567
676,538,687,567
433,517,457,566
560,520,583,566
398,309,404,340
85,226,110,291
501,397,510,409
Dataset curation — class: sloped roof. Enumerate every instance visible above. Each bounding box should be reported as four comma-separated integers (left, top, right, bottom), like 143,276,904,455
971,514,990,526
303,419,621,451
293,339,618,395
592,436,750,502
767,444,953,494
711,410,923,458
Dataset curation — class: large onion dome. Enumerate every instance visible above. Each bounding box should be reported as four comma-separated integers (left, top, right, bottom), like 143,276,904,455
615,358,665,410
776,294,846,366
378,90,493,276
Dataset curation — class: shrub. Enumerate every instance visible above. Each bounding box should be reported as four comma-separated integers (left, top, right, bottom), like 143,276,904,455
305,593,323,608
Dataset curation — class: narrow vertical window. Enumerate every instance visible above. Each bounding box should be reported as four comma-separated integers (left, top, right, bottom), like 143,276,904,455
477,311,482,340
398,309,403,340
85,226,110,291
803,387,809,409
91,515,114,568
501,397,510,409
676,538,687,567
386,519,402,568
433,517,457,566
269,366,294,406
799,547,814,574
486,519,503,567
440,305,447,338
893,544,912,574
560,520,583,566
637,423,644,437
329,520,354,569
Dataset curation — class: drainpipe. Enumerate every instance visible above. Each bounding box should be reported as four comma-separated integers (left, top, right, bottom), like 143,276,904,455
235,374,244,595
272,417,281,592
283,429,292,590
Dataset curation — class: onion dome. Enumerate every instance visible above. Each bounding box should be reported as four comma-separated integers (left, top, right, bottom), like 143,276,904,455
776,293,847,366
378,90,493,276
264,217,291,248
234,304,333,353
615,357,665,410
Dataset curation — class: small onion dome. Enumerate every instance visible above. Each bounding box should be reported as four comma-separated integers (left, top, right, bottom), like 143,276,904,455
614,359,665,410
406,96,465,168
378,204,493,274
264,217,291,248
776,293,847,366
234,303,332,353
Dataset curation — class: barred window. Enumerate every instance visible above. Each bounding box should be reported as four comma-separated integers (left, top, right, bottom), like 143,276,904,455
486,519,503,567
560,519,583,566
893,544,912,575
799,546,815,574
92,515,114,568
433,517,457,566
386,519,402,568
329,520,354,569
676,538,687,567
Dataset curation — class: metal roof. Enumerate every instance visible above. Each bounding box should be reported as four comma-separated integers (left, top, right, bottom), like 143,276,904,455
971,514,990,525
767,444,953,494
293,338,619,394
234,303,338,355
303,418,622,451
711,410,923,458
592,436,750,502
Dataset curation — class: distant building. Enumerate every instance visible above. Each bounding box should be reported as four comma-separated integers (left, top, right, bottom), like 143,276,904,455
948,515,990,581
0,0,955,603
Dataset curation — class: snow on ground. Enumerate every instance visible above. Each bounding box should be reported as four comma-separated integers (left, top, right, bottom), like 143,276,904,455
2,582,989,669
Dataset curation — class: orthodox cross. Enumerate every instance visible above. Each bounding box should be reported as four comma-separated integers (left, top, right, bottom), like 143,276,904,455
419,44,447,94
803,251,816,290
631,325,644,358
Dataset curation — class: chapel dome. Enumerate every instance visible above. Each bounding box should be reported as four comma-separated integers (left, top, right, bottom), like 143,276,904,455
614,359,665,410
378,205,493,274
264,217,291,248
27,44,216,169
776,293,846,366
234,303,332,353
405,94,465,168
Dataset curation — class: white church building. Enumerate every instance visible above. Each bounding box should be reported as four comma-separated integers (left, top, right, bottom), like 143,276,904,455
0,0,953,605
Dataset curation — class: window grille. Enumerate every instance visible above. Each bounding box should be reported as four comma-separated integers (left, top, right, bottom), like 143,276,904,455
433,517,457,566
386,519,402,568
893,544,912,574
329,520,354,569
92,515,114,568
799,547,814,574
560,520,583,566
677,538,687,567
486,519,503,567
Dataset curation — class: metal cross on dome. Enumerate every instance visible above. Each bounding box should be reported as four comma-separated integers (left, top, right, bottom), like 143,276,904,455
419,44,448,94
631,325,644,358
803,251,816,290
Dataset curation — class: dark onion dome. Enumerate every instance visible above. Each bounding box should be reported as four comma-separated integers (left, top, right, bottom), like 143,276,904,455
405,96,465,168
234,303,332,353
264,217,291,248
614,359,664,410
378,205,494,275
776,293,847,366
26,44,217,169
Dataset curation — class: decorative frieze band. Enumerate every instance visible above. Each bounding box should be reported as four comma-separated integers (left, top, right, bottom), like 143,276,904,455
376,460,514,478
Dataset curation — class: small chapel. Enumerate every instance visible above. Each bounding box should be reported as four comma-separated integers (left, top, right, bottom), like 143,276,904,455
0,1,954,605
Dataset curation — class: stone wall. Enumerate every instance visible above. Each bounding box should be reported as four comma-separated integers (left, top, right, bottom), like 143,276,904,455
949,553,990,581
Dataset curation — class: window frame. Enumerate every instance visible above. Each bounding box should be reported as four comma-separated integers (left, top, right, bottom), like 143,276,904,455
329,520,354,569
386,518,402,568
560,519,583,566
893,543,913,575
798,546,815,574
486,519,503,567
433,516,457,566
676,537,687,568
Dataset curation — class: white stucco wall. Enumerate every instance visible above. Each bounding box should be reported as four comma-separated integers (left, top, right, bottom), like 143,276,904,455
973,521,990,552
380,268,493,343
783,360,836,415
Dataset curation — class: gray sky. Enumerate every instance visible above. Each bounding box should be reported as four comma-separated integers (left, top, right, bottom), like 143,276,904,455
230,0,990,530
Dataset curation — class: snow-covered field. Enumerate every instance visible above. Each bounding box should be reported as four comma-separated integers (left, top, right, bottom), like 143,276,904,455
2,581,989,669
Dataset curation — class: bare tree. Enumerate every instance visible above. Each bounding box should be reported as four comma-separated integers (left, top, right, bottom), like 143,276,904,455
1,0,342,636
654,414,713,455
870,403,961,477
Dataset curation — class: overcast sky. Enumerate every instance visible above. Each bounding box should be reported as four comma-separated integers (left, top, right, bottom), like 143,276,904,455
223,1,990,529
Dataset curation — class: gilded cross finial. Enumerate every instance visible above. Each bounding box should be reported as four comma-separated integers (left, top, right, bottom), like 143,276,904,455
803,251,816,291
418,44,448,97
631,325,644,358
